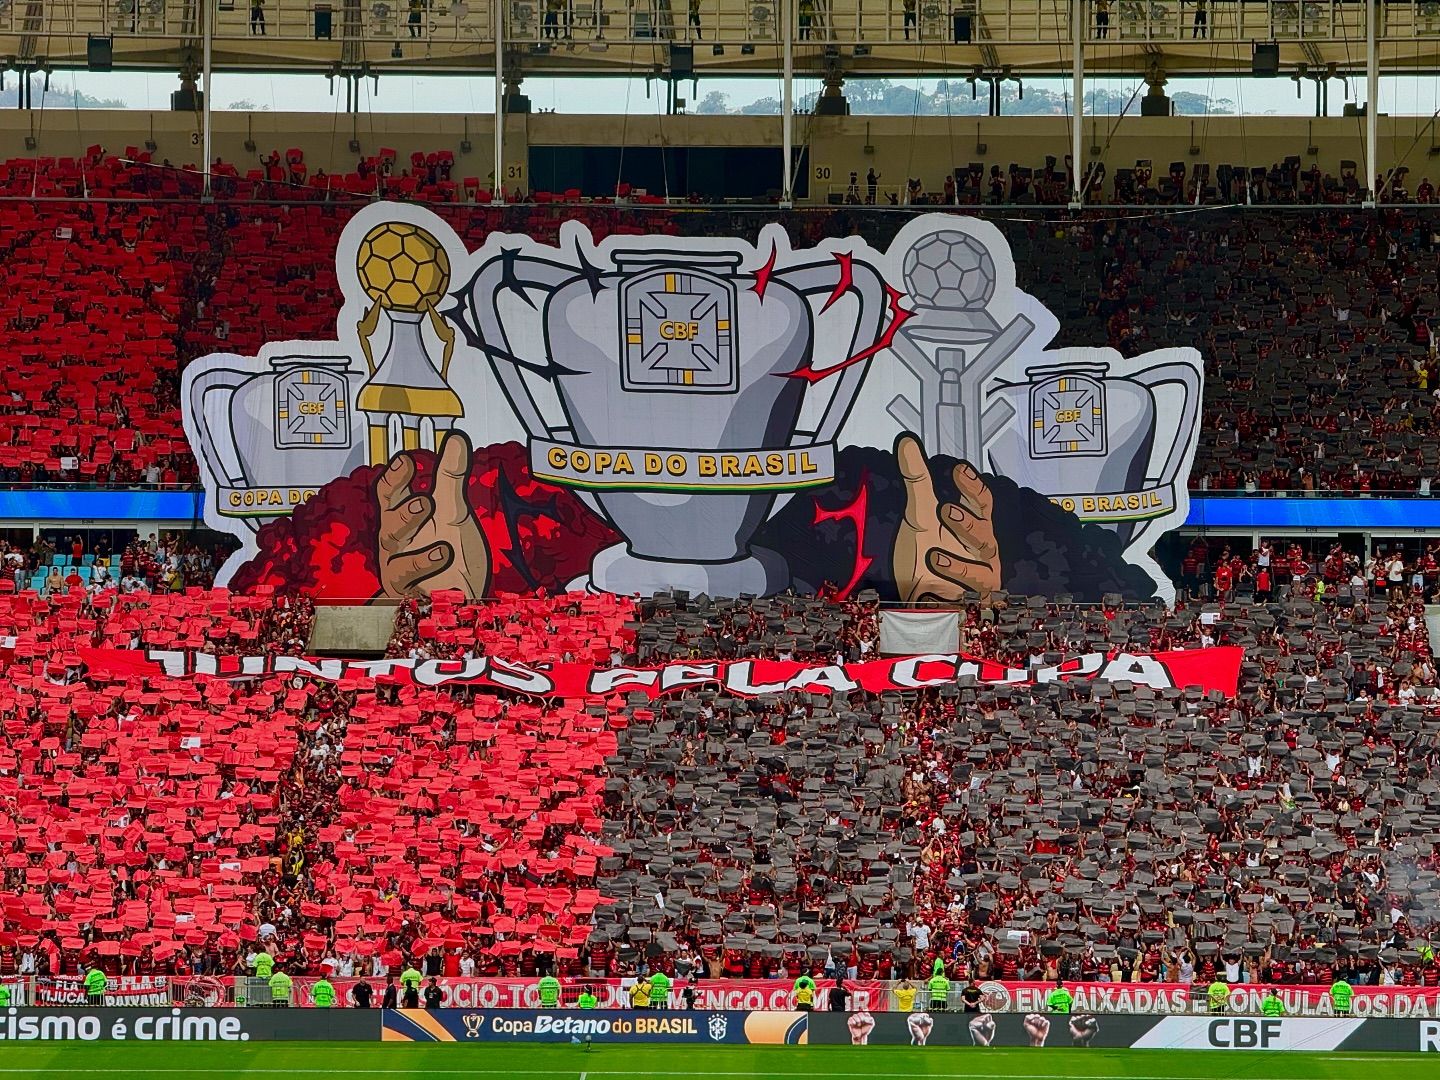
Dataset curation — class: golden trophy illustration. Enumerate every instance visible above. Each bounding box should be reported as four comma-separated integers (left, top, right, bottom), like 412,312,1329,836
354,222,464,465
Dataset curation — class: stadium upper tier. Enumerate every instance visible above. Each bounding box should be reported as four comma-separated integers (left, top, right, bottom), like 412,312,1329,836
1,0,1438,76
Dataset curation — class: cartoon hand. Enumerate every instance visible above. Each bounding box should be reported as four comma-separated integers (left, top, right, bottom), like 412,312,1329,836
847,1010,875,1045
1069,1014,1099,1046
906,1011,934,1046
893,433,1001,602
376,430,491,598
968,1013,995,1046
1023,1013,1051,1047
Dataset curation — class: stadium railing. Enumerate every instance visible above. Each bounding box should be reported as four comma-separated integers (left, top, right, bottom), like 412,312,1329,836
3,976,1428,1016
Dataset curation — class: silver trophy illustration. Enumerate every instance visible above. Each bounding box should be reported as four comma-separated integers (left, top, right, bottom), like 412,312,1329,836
985,351,1202,549
886,227,1036,465
458,226,885,596
187,353,368,528
887,222,1202,555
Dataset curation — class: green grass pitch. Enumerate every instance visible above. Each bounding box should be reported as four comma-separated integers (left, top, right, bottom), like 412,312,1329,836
0,1043,1433,1078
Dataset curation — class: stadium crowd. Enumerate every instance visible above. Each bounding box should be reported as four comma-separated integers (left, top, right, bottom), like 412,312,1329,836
3,533,238,597
0,586,315,982
1,146,1440,998
1180,538,1440,611
586,588,1440,989
1,574,1434,995
5,148,1430,208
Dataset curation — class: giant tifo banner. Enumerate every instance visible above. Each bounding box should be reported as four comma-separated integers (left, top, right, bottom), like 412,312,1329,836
76,645,1244,698
183,210,1203,604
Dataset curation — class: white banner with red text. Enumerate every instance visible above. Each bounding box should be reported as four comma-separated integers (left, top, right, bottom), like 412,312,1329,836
33,975,172,1007
75,645,1244,699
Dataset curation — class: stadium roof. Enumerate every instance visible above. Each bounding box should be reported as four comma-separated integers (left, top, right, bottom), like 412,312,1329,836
3,0,1439,78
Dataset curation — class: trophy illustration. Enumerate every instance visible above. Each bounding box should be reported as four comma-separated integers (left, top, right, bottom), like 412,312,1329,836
458,226,886,596
886,222,1202,555
985,351,1202,549
187,352,367,528
353,222,463,464
887,227,1036,465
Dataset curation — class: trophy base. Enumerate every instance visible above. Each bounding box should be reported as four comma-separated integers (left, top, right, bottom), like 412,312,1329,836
569,543,790,598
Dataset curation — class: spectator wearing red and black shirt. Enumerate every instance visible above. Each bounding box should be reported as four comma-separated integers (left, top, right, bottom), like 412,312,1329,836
1213,559,1233,600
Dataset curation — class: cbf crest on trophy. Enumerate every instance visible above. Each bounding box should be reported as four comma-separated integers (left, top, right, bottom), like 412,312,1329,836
620,260,739,393
185,206,1204,605
1030,369,1107,458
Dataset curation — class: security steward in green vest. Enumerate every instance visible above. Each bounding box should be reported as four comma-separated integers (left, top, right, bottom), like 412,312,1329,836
928,958,950,1011
400,965,423,1009
577,986,598,1010
1329,977,1353,1016
1047,979,1073,1013
648,970,670,1009
268,968,293,1008
253,950,274,980
312,976,336,1008
1261,988,1286,1017
84,966,107,1006
538,973,561,1008
0,985,10,1008
1207,979,1229,1014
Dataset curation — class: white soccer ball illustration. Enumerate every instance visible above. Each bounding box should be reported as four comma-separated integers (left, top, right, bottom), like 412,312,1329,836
902,230,996,310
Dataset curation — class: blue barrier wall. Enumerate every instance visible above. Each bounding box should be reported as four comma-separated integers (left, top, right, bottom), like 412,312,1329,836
1184,497,1440,530
2,489,1437,531
0,490,204,521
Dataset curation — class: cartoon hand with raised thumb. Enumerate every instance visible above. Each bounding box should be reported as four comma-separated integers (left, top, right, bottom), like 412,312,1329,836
375,430,491,598
892,433,1001,602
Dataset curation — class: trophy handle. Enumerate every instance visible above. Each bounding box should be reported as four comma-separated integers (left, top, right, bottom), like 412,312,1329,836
1125,359,1202,557
465,253,584,440
187,367,250,490
777,257,887,446
356,300,382,375
1134,360,1202,487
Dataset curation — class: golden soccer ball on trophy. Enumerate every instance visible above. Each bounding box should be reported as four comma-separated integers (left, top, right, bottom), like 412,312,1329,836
355,222,451,312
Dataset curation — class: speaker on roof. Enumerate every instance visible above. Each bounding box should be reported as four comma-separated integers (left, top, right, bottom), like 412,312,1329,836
1140,93,1171,117
1252,43,1279,77
87,35,113,72
171,87,204,111
669,45,694,77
